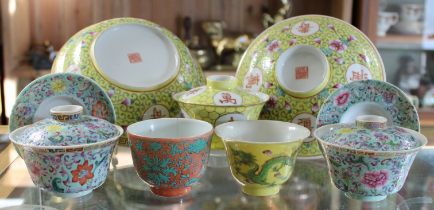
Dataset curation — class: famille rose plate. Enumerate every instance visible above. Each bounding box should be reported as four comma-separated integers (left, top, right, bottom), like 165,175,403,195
317,80,420,132
52,18,205,144
9,73,115,132
236,15,386,157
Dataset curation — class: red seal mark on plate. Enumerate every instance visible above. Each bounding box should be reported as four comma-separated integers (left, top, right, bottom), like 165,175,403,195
128,53,142,64
295,66,309,80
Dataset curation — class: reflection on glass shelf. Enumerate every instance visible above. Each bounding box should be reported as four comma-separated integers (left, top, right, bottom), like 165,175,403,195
376,35,423,50
2,148,434,209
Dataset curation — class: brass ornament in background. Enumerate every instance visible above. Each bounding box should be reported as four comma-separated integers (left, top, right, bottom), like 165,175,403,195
202,21,252,69
262,0,293,28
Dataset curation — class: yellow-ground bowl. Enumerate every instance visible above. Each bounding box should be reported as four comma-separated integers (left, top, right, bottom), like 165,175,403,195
215,120,310,196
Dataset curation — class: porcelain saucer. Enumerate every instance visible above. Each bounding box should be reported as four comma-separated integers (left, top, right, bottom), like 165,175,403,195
9,73,115,131
236,15,386,157
317,80,419,132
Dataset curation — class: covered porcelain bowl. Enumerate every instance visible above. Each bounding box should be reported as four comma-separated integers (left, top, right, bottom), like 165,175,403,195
173,75,269,150
314,115,426,201
9,105,123,198
13,105,120,146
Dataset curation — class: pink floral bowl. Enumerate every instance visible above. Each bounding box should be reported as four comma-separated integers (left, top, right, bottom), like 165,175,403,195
314,115,427,202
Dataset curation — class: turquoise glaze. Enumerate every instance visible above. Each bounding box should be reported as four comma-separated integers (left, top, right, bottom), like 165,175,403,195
321,115,421,151
15,105,120,146
9,73,116,132
9,105,123,198
314,115,427,201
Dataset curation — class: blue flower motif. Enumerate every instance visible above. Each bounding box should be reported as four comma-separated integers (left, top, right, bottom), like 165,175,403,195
150,142,162,151
170,144,182,155
188,139,207,153
143,156,176,186
185,178,199,187
136,142,143,151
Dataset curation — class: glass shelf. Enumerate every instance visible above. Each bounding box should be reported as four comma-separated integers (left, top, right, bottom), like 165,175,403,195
1,147,434,209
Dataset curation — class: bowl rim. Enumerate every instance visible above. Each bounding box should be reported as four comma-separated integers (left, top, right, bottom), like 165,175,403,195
172,88,270,108
314,123,427,155
215,120,310,144
127,118,214,141
9,124,124,150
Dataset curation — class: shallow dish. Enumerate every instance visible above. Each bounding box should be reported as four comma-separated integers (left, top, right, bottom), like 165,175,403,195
9,73,115,132
173,75,269,150
314,115,426,201
127,118,213,197
317,80,419,131
52,17,205,144
215,120,310,196
236,15,386,157
9,105,123,197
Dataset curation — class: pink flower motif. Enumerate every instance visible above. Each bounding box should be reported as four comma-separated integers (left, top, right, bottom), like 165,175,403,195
374,132,389,141
361,170,388,188
289,38,297,46
335,91,350,106
29,162,41,177
264,82,274,89
358,54,369,63
314,37,321,45
329,40,347,53
281,26,290,32
383,92,395,103
267,40,280,53
333,83,343,89
348,35,357,42
284,101,291,111
121,98,132,106
327,24,336,31
266,96,278,109
334,57,344,64
107,89,115,98
311,103,319,113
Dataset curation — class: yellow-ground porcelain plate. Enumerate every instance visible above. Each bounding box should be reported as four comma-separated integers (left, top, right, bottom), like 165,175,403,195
52,18,205,144
236,15,386,157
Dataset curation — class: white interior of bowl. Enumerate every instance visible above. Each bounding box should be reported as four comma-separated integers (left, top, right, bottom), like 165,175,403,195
93,23,179,90
127,118,213,139
215,120,310,143
339,102,393,125
275,45,328,94
34,96,86,122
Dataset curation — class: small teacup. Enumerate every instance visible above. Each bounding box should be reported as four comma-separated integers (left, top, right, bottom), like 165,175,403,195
377,12,399,36
215,120,310,196
400,4,423,22
127,118,213,197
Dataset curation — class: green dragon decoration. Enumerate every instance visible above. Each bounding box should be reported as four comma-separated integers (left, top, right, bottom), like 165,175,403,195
230,147,293,185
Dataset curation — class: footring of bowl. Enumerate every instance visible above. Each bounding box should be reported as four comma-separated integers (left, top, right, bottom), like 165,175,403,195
52,189,93,198
344,192,387,202
242,185,281,196
150,186,191,197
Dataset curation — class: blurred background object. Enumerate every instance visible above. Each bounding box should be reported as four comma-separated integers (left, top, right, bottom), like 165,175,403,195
262,0,293,28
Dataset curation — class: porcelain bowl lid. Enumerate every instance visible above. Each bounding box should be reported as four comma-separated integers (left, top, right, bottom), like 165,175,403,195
314,115,426,152
10,105,122,147
173,75,269,107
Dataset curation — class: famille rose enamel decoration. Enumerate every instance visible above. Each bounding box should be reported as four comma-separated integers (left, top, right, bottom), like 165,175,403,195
173,75,269,150
236,15,386,157
52,18,205,144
